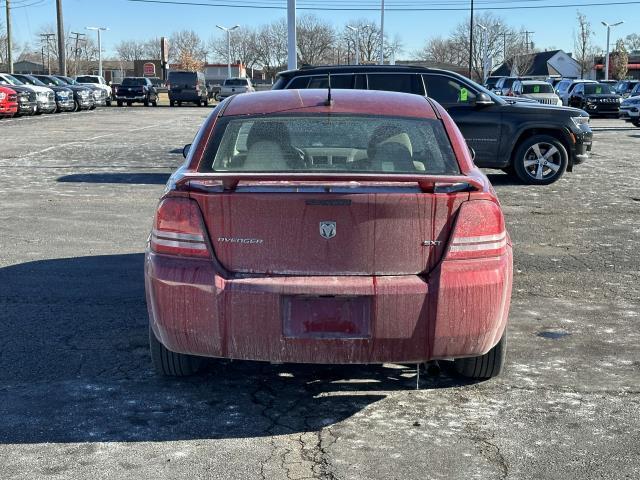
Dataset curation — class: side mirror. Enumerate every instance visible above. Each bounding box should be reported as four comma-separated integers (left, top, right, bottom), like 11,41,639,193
475,92,493,106
182,144,191,158
108,81,112,86
468,146,476,161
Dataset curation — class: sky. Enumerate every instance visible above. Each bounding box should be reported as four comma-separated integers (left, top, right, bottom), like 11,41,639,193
3,0,638,60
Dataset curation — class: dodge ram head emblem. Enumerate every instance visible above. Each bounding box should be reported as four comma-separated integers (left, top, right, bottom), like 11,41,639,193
319,221,336,239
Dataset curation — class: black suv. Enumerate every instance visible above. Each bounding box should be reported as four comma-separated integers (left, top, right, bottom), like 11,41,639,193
273,65,592,185
568,82,621,117
167,70,208,107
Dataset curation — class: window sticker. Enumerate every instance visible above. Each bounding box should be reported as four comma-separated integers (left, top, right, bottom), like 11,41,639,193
596,86,602,94
459,87,468,102
533,85,540,93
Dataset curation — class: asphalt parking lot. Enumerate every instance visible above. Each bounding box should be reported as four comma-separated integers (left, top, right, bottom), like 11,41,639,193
0,107,638,479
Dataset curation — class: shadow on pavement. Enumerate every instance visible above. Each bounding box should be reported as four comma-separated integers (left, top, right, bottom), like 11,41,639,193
485,172,523,186
57,173,171,184
0,254,472,444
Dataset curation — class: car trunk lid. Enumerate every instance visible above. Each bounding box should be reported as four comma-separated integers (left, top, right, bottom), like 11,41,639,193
180,174,479,276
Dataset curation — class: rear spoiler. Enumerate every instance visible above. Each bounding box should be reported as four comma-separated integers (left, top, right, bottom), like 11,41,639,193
174,172,484,193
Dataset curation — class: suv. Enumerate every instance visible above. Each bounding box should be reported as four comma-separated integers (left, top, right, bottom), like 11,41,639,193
219,77,255,100
273,65,592,185
167,70,208,107
555,79,597,106
75,75,112,105
614,80,639,98
567,82,621,117
493,76,521,96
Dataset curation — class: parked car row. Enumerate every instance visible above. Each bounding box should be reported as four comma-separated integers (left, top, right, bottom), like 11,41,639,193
0,72,112,118
487,76,621,116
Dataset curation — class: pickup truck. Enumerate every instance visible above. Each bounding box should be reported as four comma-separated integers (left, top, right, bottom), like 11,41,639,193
219,77,255,100
115,77,158,107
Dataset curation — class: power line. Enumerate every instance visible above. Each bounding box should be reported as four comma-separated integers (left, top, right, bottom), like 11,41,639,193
127,0,640,11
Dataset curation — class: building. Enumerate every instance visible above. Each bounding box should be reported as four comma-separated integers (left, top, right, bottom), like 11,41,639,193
492,50,581,78
7,60,47,74
86,61,135,83
591,53,640,80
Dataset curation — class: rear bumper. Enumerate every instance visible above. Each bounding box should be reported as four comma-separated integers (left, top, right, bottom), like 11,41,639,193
145,248,513,364
116,95,146,102
169,91,201,102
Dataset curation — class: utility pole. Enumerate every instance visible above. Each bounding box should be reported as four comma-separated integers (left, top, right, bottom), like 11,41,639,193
287,0,296,70
216,24,239,78
56,0,66,75
40,33,56,74
477,24,488,83
602,20,624,81
468,0,474,78
86,26,108,77
70,32,85,76
379,0,385,64
523,31,535,53
5,0,12,73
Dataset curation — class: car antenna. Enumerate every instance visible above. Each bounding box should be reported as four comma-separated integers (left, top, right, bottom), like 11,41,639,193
324,73,333,106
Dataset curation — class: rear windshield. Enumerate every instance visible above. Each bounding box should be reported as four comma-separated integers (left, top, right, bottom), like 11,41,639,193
76,76,98,84
224,78,248,86
522,83,554,94
122,78,147,86
168,72,197,84
585,84,612,94
201,115,460,175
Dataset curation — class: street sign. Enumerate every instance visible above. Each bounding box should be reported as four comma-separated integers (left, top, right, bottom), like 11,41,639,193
143,62,156,76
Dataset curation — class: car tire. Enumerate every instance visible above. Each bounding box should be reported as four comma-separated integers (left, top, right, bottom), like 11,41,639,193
196,99,202,107
149,325,202,377
178,101,182,107
170,100,175,107
117,100,123,107
513,134,568,185
127,101,132,107
214,92,220,102
106,98,111,106
73,100,80,112
144,98,149,107
203,97,209,107
454,333,507,379
633,120,640,127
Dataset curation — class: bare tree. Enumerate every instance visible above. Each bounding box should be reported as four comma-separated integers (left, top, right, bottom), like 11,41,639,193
297,14,335,65
208,27,260,68
574,11,595,78
170,30,206,66
115,40,146,62
340,20,383,64
254,19,288,80
416,36,464,65
0,20,7,66
611,38,629,80
143,38,163,60
624,33,640,52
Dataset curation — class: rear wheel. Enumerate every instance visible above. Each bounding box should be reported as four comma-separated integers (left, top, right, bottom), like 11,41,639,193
196,99,202,107
144,97,149,107
513,134,567,185
454,333,507,379
170,100,175,107
117,100,123,107
149,325,202,377
178,101,182,107
203,97,209,107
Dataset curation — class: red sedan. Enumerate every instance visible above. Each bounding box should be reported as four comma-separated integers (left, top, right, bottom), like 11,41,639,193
145,89,513,380
0,86,18,117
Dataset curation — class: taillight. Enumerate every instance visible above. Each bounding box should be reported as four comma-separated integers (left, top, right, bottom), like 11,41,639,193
446,200,507,260
150,197,210,258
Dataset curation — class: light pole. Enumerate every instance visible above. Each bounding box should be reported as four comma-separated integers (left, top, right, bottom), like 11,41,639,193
379,0,385,64
347,25,368,66
216,24,240,78
601,20,624,81
86,26,108,77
